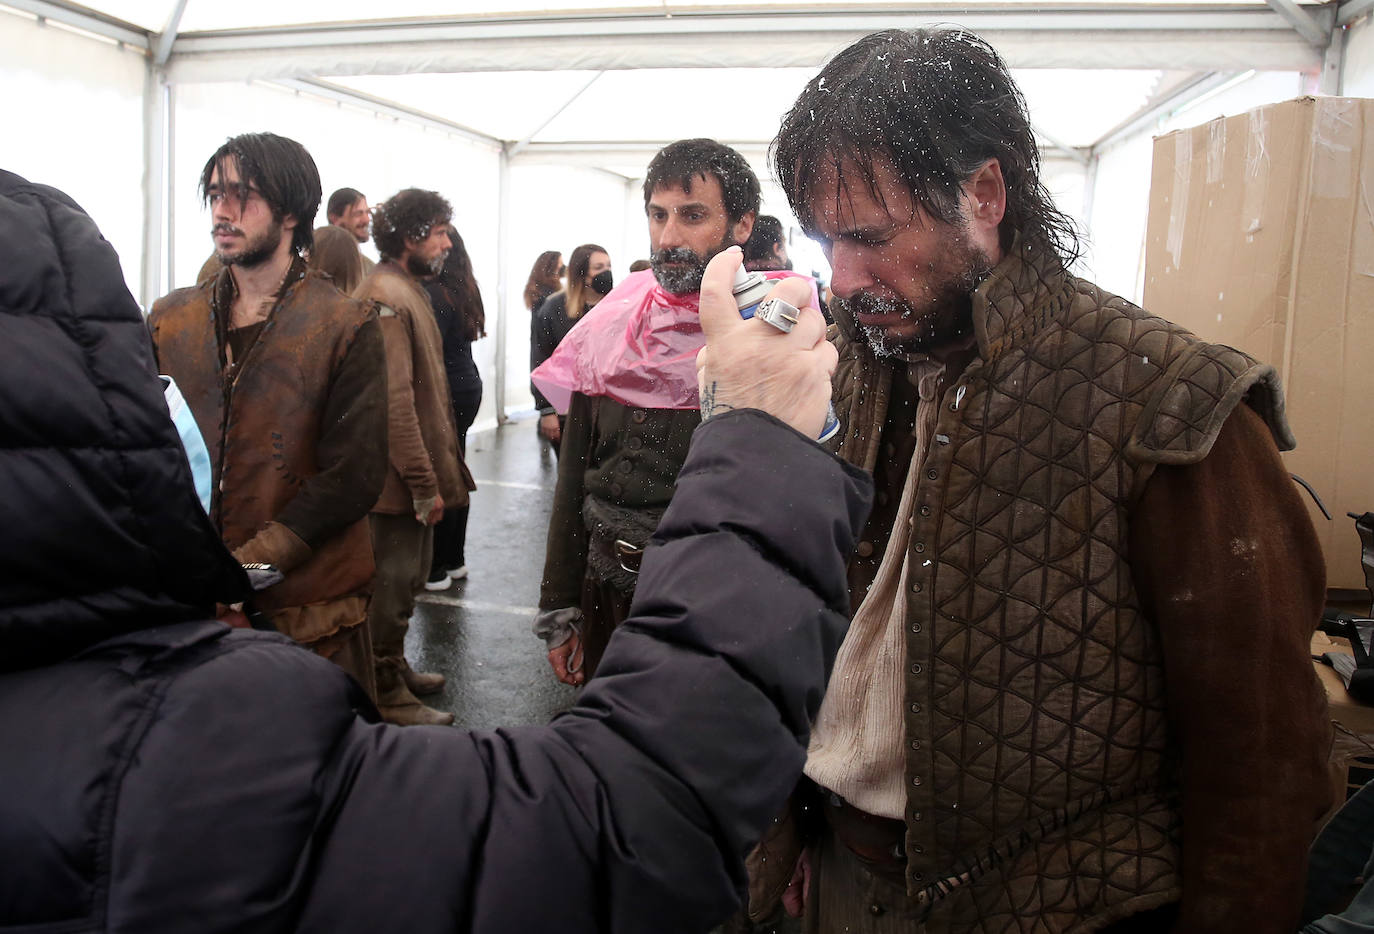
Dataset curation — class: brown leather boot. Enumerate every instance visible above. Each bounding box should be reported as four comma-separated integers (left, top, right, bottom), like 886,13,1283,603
401,659,445,696
374,657,454,727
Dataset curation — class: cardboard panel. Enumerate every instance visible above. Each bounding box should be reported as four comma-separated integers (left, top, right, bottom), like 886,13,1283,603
1144,97,1374,592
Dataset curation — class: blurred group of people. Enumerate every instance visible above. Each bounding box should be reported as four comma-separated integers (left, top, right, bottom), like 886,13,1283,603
1,153,847,934
153,134,482,726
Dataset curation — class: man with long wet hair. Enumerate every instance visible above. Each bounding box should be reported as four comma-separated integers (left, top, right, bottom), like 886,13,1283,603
751,27,1331,934
149,132,387,700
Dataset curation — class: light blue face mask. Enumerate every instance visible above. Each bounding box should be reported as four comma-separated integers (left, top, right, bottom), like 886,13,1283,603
160,376,213,514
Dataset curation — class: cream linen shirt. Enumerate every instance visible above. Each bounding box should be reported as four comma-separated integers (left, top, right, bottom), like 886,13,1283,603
804,358,946,819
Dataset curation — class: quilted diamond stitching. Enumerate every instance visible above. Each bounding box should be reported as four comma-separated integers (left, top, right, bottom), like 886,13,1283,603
831,241,1272,932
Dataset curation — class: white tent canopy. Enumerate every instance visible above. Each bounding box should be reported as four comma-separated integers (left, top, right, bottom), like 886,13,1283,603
3,0,1370,431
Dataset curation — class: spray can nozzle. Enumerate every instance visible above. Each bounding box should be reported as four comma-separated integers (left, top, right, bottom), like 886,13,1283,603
731,264,774,319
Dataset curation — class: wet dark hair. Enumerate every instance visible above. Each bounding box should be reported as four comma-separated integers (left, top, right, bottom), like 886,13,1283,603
327,187,365,222
524,250,562,311
371,188,452,262
743,214,785,264
772,28,1080,267
199,132,321,255
430,228,486,341
642,138,760,224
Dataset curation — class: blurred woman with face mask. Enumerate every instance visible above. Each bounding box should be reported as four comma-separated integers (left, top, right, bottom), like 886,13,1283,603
529,243,611,453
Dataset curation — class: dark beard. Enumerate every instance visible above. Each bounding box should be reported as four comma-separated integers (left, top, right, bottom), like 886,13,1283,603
406,251,446,278
650,233,735,295
214,221,281,269
835,291,975,359
834,239,992,359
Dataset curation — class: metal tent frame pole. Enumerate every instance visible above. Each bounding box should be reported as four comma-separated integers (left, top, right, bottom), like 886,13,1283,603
496,146,512,424
139,65,166,309
136,0,187,308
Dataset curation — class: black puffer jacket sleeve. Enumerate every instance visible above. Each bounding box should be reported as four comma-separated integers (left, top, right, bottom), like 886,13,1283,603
300,410,871,933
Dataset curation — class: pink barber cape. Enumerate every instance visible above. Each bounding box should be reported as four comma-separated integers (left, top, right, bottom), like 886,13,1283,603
531,267,816,413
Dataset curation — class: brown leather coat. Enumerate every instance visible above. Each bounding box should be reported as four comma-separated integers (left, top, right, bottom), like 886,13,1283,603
355,264,471,515
148,263,386,644
818,239,1324,931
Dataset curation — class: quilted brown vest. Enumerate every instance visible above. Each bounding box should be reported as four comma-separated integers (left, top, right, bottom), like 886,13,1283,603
831,239,1293,932
148,266,378,642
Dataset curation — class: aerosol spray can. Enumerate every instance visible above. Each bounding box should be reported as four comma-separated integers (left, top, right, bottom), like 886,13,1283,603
730,265,840,443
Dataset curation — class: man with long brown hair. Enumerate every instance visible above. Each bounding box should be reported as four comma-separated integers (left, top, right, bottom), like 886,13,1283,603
149,133,386,700
749,27,1331,934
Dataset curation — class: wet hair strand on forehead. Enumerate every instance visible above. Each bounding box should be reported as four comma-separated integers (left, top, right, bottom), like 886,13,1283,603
199,132,322,256
642,138,760,224
772,27,1080,267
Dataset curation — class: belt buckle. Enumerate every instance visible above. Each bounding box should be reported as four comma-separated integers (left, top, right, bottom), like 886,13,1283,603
613,539,643,574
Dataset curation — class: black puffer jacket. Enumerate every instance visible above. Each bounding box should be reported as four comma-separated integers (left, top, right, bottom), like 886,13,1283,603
0,171,872,932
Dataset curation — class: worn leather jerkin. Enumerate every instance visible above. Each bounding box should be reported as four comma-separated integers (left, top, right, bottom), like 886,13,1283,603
149,266,378,643
826,238,1294,932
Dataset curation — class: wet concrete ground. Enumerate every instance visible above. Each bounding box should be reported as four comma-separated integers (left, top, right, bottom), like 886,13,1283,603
403,416,579,729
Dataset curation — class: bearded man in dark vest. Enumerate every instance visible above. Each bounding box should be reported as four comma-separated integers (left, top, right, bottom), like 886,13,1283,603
745,27,1333,934
149,133,386,701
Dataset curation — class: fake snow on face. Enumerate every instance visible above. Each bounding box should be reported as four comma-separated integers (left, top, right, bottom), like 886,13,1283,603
650,246,708,295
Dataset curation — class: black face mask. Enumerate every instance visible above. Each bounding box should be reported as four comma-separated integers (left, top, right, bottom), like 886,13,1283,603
590,269,614,295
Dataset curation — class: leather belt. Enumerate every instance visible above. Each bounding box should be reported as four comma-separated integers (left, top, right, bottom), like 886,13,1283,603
822,792,908,884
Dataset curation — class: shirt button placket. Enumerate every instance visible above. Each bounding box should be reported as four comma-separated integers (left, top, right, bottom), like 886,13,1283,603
907,581,929,867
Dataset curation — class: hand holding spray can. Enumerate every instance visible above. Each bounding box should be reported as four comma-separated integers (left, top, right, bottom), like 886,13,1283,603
729,265,841,442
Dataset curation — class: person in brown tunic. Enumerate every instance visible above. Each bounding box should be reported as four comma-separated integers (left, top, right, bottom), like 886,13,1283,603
356,188,471,727
741,27,1333,934
149,133,387,701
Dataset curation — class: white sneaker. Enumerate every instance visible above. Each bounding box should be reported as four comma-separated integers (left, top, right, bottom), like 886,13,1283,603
423,570,451,592
447,565,468,581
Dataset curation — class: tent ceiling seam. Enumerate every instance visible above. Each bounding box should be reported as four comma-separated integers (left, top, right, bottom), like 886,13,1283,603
270,77,505,148
166,7,1316,54
0,0,149,49
509,70,604,157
